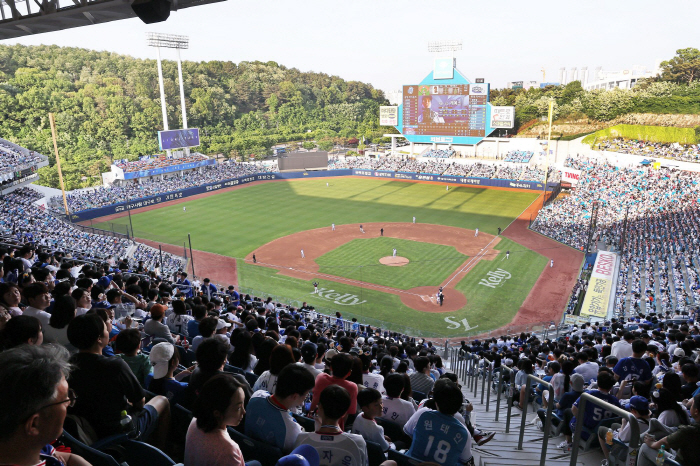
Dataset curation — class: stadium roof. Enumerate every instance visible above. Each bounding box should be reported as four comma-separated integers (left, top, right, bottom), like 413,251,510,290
0,0,226,40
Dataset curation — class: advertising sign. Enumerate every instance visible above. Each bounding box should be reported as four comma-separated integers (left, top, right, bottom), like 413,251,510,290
580,251,617,319
561,168,582,186
433,57,454,79
379,106,399,126
490,106,515,129
158,128,200,150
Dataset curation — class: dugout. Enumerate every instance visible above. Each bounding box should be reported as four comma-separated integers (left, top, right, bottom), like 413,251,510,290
278,151,328,171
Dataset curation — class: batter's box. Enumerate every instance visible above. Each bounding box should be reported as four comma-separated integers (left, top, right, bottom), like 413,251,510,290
420,295,437,304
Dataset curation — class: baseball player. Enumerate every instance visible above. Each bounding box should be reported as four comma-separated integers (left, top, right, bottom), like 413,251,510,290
301,249,305,259
253,254,257,263
497,227,501,235
392,248,397,257
550,259,554,268
332,223,335,231
326,182,329,187
475,228,479,237
360,224,365,233
413,216,416,224
380,228,384,236
313,281,319,293
506,250,510,260
446,185,449,191
183,206,186,212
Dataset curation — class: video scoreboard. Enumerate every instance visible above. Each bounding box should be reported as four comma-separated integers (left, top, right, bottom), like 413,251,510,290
402,83,489,138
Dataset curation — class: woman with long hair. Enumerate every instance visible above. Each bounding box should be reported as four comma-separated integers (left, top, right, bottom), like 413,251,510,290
379,355,394,378
43,295,77,350
252,344,295,393
253,337,277,376
228,329,257,373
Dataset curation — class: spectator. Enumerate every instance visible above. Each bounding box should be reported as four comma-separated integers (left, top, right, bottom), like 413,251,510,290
408,356,435,396
229,329,257,373
0,315,43,350
597,395,651,465
0,344,90,466
0,282,23,318
640,394,700,466
71,287,92,316
613,339,652,386
188,304,207,339
21,282,52,329
298,341,322,379
116,327,151,387
184,374,248,466
245,364,316,453
168,299,194,337
144,304,180,345
42,295,77,351
191,316,218,352
148,342,193,406
309,352,359,430
252,344,296,393
352,388,395,453
380,373,416,427
294,385,368,466
360,353,384,394
66,313,170,447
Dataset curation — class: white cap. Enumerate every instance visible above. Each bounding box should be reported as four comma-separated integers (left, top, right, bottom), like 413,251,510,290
216,319,232,330
149,342,174,379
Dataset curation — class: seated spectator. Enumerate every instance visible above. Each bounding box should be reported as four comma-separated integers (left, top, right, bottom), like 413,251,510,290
168,299,194,337
298,341,322,379
66,313,170,447
408,356,435,396
144,304,180,345
116,327,151,387
71,287,92,316
229,329,257,373
309,352,359,431
21,282,52,329
640,394,700,466
245,364,316,453
573,351,599,384
380,373,416,427
513,358,535,410
538,373,585,428
0,315,43,350
42,295,76,351
559,371,620,450
184,374,248,466
148,342,193,405
680,363,699,399
613,339,652,387
360,353,384,394
405,379,472,465
0,282,23,319
0,344,90,466
352,388,396,452
187,304,207,339
253,344,296,393
191,316,218,352
597,395,651,465
294,385,368,466
645,388,690,441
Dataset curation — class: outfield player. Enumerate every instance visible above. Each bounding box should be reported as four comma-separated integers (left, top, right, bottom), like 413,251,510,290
360,224,365,233
332,223,335,231
506,250,510,260
446,185,449,191
253,253,257,263
413,216,416,224
183,206,186,212
326,182,329,187
405,380,473,465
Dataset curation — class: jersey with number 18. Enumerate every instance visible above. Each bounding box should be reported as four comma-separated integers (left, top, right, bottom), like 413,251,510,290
407,410,471,465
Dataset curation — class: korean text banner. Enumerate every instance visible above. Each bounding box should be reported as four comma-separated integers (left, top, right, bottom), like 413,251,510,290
580,251,617,319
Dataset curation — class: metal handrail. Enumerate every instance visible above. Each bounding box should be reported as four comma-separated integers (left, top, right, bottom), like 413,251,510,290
570,392,641,466
517,374,554,466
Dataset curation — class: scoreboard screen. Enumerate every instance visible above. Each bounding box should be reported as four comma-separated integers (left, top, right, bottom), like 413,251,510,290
402,83,488,138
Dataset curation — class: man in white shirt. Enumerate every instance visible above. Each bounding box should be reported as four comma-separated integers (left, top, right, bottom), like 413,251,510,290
610,332,634,360
21,282,53,329
573,352,599,384
380,374,415,427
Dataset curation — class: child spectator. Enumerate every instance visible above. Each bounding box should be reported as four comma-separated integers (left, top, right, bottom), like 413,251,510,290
294,385,368,466
245,364,316,453
597,395,651,465
380,373,416,427
352,388,395,453
309,352,359,430
147,342,194,406
116,328,151,387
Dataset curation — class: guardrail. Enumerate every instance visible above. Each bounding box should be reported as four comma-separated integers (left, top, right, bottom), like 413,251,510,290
569,392,641,466
518,374,554,465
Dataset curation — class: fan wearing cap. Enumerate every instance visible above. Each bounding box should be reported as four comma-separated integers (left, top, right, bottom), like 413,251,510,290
245,364,316,453
144,304,180,345
147,342,194,406
298,342,322,379
597,395,650,465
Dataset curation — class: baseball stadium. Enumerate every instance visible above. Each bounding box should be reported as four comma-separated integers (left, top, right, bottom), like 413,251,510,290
1,3,699,466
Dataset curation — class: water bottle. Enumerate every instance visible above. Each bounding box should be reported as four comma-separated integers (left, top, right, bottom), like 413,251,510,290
656,444,665,465
120,410,136,436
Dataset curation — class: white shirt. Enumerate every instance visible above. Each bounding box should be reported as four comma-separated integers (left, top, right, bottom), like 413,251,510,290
611,340,633,360
297,362,322,379
362,372,385,394
380,396,416,427
351,413,391,452
22,306,51,329
294,431,368,466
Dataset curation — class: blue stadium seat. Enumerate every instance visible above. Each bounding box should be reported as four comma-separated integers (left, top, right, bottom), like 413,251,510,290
376,417,412,446
59,431,125,466
366,440,388,466
412,390,426,403
227,427,283,466
120,439,176,466
387,449,421,465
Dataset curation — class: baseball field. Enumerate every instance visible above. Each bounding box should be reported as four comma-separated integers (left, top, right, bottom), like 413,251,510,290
90,177,579,338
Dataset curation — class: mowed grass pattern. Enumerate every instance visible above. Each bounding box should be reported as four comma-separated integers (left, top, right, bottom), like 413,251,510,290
316,237,467,290
93,178,539,259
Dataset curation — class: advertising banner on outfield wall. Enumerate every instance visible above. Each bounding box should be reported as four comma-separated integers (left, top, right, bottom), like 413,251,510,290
580,250,618,319
379,106,399,126
70,169,559,221
561,168,582,186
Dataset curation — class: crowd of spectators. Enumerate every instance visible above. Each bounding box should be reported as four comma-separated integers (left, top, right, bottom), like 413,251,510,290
504,150,534,163
50,161,276,213
422,149,455,158
533,155,700,318
2,188,186,277
116,153,209,173
599,138,700,164
0,142,43,176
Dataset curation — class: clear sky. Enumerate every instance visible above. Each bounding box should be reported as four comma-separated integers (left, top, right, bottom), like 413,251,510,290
4,0,699,93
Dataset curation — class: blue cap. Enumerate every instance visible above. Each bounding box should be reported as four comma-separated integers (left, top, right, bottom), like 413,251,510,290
276,444,319,466
629,396,649,415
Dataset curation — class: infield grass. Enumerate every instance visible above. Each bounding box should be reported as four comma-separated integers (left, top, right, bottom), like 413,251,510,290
316,237,467,290
92,178,546,337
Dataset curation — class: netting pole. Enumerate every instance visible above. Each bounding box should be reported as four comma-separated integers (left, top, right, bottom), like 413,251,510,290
188,234,196,278
159,245,164,271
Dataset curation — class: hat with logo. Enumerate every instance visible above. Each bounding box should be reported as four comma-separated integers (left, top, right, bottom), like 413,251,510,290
150,304,167,319
356,337,365,346
629,396,650,415
149,342,174,379
301,342,318,360
570,373,585,392
275,444,320,466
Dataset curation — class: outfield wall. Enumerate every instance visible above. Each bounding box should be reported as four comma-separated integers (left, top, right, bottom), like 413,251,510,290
68,169,558,221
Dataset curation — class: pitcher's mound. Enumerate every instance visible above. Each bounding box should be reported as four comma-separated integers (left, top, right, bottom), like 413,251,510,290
380,256,409,266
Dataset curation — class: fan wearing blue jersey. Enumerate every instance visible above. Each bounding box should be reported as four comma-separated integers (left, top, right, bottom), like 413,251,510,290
407,379,473,465
245,364,316,453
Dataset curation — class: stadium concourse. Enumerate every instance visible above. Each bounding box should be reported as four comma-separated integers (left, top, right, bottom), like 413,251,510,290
1,143,699,466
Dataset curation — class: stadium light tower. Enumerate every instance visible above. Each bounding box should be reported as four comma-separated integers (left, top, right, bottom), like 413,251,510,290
427,40,462,66
146,33,190,133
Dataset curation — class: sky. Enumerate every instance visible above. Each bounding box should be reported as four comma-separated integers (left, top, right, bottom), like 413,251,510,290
4,0,700,94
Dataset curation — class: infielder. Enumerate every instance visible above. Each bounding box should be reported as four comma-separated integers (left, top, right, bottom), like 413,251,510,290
475,228,479,237
360,224,365,233
550,259,554,268
506,250,510,260
413,216,416,224
392,248,397,257
332,223,335,231
313,281,319,293
301,249,305,258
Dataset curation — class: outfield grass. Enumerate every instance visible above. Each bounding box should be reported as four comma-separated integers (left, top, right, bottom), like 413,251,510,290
316,237,467,290
92,178,544,337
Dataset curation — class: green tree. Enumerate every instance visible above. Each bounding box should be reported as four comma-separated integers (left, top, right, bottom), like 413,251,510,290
660,48,700,84
302,141,315,150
